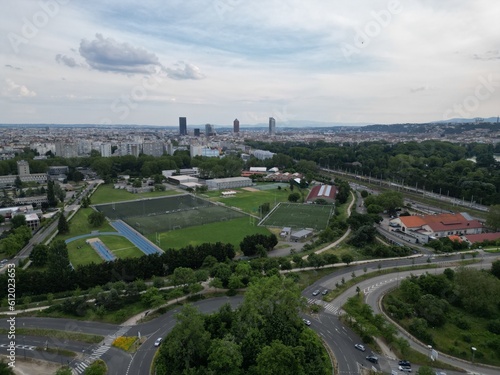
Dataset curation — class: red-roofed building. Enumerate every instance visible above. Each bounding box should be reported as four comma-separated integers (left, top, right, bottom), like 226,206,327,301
306,184,337,204
397,212,483,243
463,232,500,245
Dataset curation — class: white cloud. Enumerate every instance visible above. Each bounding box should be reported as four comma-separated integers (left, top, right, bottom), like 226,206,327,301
165,62,205,80
3,79,37,98
79,33,162,74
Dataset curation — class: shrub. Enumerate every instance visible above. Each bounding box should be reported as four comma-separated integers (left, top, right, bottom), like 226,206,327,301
112,336,137,352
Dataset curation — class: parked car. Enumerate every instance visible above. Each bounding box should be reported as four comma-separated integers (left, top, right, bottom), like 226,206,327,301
322,289,328,295
154,338,163,347
399,366,412,372
312,289,320,296
365,355,378,364
354,344,366,352
303,319,311,326
398,360,411,368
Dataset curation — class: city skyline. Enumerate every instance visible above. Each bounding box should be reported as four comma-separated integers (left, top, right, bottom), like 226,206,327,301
1,1,499,126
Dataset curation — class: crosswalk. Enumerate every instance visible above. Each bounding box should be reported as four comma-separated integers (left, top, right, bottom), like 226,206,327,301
306,298,343,316
74,325,131,374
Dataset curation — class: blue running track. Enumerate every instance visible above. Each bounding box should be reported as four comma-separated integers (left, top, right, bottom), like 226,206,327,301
111,220,163,255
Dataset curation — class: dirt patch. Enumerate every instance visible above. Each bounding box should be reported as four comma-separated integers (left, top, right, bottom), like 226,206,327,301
0,356,68,375
241,187,260,192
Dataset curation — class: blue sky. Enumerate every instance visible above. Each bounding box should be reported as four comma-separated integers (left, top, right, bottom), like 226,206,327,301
1,0,499,126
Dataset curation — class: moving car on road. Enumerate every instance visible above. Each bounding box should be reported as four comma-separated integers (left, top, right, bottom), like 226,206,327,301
154,338,163,347
354,344,366,352
312,289,320,296
366,355,378,364
303,319,311,326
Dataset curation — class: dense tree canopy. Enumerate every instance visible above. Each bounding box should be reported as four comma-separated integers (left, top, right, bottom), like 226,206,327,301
155,276,330,375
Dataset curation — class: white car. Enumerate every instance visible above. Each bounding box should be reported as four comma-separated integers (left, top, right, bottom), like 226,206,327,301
303,319,311,326
154,338,163,347
354,344,366,352
399,366,412,372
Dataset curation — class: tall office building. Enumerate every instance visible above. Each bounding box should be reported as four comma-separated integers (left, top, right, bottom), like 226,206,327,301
194,128,201,137
233,118,240,133
205,124,215,137
269,117,276,135
179,117,187,136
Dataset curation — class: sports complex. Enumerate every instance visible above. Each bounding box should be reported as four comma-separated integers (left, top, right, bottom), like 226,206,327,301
94,194,246,235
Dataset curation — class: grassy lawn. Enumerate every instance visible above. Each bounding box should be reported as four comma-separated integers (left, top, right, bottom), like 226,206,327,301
90,183,181,205
68,239,103,267
260,203,333,230
149,217,272,251
204,186,293,214
58,208,116,242
101,236,144,258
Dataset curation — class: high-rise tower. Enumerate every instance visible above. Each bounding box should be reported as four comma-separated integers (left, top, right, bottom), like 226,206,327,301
233,118,240,133
269,117,276,135
179,117,187,136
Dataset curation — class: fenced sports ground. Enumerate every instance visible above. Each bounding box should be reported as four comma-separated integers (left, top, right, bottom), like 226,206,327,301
94,194,246,235
259,203,334,231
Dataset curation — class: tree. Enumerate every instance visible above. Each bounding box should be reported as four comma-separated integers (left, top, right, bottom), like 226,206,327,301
29,243,49,267
14,175,23,189
155,304,211,373
486,204,500,231
255,340,303,375
10,214,27,229
172,267,196,289
341,253,354,265
416,294,448,327
58,213,69,234
54,367,73,375
88,211,106,228
47,180,57,207
207,335,243,375
454,267,500,318
0,360,15,374
53,183,66,203
46,240,74,290
492,260,500,279
141,287,164,307
288,192,300,203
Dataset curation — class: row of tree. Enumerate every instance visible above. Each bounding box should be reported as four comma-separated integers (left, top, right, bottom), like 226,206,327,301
0,240,235,299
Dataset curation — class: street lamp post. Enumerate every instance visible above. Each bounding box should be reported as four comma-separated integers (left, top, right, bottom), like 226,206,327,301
471,346,476,364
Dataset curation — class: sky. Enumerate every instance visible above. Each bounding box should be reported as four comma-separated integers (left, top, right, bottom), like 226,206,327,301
1,0,500,127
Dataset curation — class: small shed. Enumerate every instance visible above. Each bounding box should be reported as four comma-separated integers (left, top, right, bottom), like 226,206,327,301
290,229,313,242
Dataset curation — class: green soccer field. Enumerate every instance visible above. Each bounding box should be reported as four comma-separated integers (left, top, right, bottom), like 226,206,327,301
259,203,333,230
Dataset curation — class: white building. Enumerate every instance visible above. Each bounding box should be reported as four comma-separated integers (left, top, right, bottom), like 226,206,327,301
253,150,275,160
205,177,252,190
100,143,112,157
